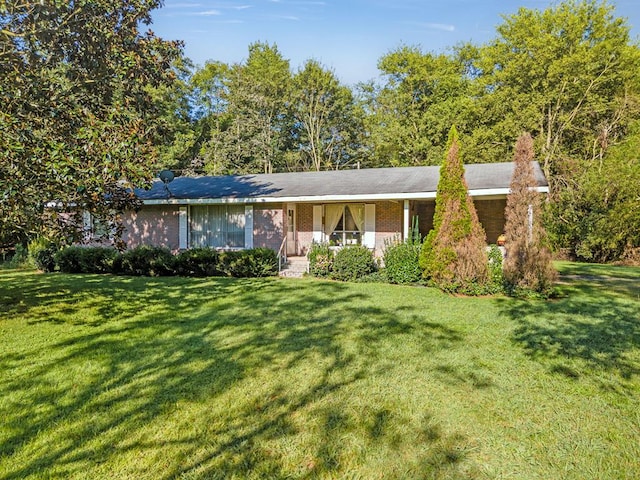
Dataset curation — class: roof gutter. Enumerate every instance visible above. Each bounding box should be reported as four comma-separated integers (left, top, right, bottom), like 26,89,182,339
140,186,549,206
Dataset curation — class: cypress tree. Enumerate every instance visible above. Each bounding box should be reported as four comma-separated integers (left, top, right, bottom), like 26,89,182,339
419,126,488,291
503,133,557,295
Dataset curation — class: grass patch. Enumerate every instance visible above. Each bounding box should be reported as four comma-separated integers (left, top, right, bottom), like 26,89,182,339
1,263,639,479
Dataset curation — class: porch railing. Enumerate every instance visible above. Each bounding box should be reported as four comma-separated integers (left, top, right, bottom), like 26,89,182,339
277,236,287,272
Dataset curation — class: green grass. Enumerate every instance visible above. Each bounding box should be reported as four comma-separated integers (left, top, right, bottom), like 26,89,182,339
0,263,638,479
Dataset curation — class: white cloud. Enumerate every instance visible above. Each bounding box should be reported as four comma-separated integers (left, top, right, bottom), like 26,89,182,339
419,22,455,32
266,0,325,4
195,9,222,16
165,2,202,7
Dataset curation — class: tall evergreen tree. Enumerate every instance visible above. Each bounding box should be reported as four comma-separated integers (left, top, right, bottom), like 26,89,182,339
503,133,557,295
419,126,488,291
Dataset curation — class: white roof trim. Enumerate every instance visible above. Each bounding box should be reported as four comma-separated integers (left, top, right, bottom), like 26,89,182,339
141,185,549,206
468,186,549,197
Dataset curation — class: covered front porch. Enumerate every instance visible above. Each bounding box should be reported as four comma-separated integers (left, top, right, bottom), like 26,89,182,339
283,196,508,258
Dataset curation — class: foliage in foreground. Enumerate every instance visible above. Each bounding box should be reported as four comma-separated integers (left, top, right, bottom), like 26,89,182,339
330,245,377,281
503,133,557,296
0,264,638,479
307,242,334,278
420,127,489,292
26,238,58,273
54,246,117,274
0,0,182,245
53,245,278,278
382,236,422,285
307,243,377,281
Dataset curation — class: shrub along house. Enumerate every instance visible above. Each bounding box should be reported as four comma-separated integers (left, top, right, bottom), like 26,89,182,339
118,162,548,263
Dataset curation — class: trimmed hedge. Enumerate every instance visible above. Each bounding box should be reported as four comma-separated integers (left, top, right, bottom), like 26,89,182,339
383,240,422,285
331,245,376,281
222,248,278,278
174,248,221,277
308,243,377,282
52,245,278,278
307,243,333,278
113,246,175,277
56,246,116,274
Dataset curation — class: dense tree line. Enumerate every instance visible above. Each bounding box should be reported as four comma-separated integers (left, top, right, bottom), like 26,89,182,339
157,1,638,262
1,0,638,262
159,42,365,175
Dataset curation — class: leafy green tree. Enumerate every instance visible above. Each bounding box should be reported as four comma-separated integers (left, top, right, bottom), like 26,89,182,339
166,60,234,175
153,57,202,173
165,46,366,175
205,42,292,174
551,123,640,262
189,61,233,173
0,0,182,245
419,127,488,291
289,60,365,171
462,0,640,262
503,133,557,295
361,46,473,167
471,0,640,174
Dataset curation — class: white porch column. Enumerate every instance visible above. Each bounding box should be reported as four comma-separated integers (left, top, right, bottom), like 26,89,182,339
244,205,254,249
178,206,188,249
363,204,376,249
403,200,410,242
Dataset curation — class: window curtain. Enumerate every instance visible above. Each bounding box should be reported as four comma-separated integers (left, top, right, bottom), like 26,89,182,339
190,205,245,248
348,204,365,232
209,205,225,247
190,206,208,247
226,205,245,247
324,204,344,237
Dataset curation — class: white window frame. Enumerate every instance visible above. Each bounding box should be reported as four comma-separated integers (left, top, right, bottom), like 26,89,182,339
188,204,252,250
82,211,114,242
327,204,365,247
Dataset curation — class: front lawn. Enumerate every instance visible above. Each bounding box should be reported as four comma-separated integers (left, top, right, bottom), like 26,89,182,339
1,263,638,479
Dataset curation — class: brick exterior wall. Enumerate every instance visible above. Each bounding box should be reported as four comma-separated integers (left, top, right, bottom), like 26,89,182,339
253,204,284,251
122,197,506,254
475,198,507,244
411,197,507,245
122,205,180,251
296,203,314,255
374,201,403,256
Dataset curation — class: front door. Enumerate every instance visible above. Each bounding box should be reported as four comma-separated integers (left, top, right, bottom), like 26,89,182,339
286,204,297,256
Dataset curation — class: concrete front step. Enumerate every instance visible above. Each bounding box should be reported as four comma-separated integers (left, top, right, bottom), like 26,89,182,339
279,256,309,278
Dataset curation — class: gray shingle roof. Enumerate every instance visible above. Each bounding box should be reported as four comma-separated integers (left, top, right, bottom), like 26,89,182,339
136,162,548,202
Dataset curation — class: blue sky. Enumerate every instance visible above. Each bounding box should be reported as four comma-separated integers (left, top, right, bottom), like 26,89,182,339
150,0,640,86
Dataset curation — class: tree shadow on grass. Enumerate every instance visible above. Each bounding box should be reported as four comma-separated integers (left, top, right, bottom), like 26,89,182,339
497,269,640,390
0,272,474,479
